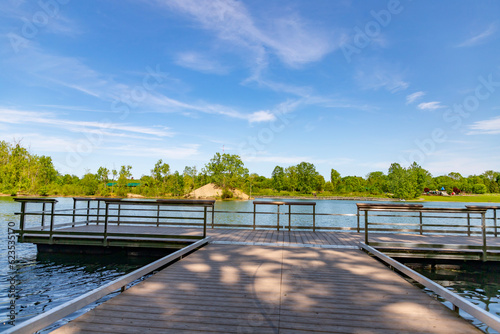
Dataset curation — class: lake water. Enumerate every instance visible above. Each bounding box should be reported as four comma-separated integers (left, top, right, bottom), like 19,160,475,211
1,197,499,333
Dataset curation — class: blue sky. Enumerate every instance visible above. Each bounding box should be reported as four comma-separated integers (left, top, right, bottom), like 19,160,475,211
1,0,499,179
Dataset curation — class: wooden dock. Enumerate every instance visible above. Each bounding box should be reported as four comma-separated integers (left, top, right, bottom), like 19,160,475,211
52,242,482,333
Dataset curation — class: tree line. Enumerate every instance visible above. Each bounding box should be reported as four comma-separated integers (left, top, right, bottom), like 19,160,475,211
1,140,499,199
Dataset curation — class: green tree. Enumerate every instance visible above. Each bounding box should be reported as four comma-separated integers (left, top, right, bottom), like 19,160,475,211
203,153,248,189
366,171,387,194
330,168,341,190
271,166,285,192
387,163,415,199
296,162,318,193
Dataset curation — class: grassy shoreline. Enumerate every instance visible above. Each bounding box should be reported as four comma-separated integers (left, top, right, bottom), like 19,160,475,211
2,193,500,203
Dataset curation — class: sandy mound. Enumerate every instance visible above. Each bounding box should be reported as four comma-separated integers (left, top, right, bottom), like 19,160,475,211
187,183,249,200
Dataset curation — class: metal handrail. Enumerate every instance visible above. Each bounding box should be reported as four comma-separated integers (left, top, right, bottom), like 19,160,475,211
14,198,500,236
15,198,215,243
3,238,210,334
360,243,500,332
359,204,496,261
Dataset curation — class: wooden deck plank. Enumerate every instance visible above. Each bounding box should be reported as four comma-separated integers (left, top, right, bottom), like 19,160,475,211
52,244,481,334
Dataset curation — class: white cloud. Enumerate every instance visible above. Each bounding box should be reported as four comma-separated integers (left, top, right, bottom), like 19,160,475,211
248,110,276,123
456,23,497,48
406,91,425,104
467,116,500,134
175,52,229,74
417,101,446,110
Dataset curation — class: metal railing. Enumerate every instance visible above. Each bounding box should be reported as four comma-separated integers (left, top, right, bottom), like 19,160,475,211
360,243,500,333
14,197,215,246
13,198,500,237
358,203,500,261
3,238,210,334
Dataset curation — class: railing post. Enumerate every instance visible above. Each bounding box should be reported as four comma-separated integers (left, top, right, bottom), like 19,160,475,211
96,200,101,226
288,205,291,231
41,202,46,228
357,207,360,233
19,201,26,242
481,211,487,262
277,204,280,231
87,200,90,224
49,201,55,244
203,206,207,238
364,210,369,245
253,203,256,230
157,204,161,227
73,199,77,227
211,205,215,229
419,211,423,235
117,204,121,226
313,205,316,232
494,208,498,238
467,212,471,236
104,202,109,246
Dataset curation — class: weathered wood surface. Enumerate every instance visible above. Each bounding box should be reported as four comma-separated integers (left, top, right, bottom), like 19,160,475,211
52,244,481,333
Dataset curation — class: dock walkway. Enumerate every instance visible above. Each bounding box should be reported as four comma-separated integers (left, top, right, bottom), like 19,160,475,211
49,229,489,333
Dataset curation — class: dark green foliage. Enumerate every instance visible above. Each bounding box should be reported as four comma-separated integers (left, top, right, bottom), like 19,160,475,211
0,141,498,198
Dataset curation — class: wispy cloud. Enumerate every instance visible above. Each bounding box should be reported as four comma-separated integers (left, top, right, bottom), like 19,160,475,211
406,91,425,104
467,116,500,134
355,66,409,93
456,23,497,48
154,0,337,68
109,144,200,159
0,108,174,137
417,101,446,110
175,52,229,74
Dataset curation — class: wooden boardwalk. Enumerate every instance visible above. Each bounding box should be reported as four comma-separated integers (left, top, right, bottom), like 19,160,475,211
50,232,486,333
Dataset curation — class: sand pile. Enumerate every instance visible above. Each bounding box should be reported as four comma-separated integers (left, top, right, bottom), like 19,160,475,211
187,183,249,200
